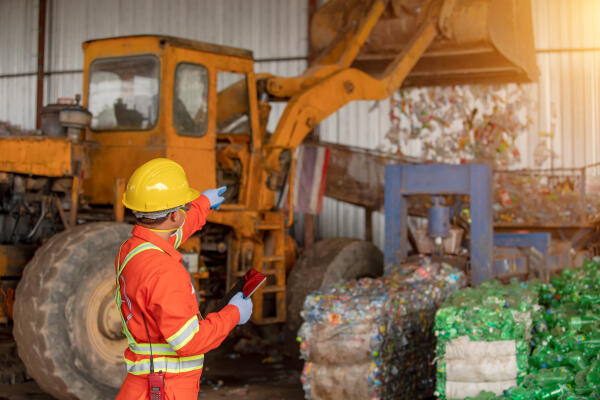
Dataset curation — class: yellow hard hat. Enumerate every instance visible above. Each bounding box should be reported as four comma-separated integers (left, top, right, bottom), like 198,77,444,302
122,158,199,214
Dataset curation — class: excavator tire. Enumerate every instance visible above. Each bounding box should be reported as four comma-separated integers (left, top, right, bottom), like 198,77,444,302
13,222,132,400
286,238,383,333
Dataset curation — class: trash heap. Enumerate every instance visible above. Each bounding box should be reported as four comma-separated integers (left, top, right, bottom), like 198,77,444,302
438,258,600,400
386,84,531,169
493,171,600,226
297,259,465,400
435,280,541,399
503,259,600,399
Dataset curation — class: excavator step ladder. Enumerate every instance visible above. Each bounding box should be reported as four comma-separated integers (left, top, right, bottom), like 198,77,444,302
227,213,286,324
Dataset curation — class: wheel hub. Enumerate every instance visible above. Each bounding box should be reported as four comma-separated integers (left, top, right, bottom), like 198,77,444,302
98,296,123,340
86,277,127,364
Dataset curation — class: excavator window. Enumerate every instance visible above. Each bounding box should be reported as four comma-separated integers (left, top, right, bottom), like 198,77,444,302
216,71,250,135
88,55,159,131
173,62,209,137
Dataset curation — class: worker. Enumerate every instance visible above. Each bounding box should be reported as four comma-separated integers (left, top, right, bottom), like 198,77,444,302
115,158,252,400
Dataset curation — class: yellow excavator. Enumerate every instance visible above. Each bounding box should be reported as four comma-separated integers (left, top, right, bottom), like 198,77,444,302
0,0,537,398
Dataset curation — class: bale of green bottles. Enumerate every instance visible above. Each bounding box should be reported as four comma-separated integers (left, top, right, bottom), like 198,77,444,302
437,257,600,400
434,280,540,399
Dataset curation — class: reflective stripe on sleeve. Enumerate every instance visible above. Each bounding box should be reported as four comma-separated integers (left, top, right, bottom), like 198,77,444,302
166,316,200,351
125,354,204,375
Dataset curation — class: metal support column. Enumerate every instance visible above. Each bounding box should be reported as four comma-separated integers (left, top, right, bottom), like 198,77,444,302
36,0,47,130
384,163,493,284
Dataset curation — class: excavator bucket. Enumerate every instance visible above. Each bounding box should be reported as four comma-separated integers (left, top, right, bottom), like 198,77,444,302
311,0,539,86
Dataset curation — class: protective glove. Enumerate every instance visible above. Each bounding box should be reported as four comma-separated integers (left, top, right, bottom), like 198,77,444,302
202,186,227,210
228,292,253,325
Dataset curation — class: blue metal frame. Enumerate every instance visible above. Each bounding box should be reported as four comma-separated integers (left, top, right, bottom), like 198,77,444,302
384,164,493,284
493,233,551,255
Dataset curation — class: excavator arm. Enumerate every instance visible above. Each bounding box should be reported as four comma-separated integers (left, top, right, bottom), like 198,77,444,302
261,0,538,171
262,0,439,171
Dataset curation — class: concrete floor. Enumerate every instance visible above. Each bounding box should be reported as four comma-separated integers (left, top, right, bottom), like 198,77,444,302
0,327,305,400
0,355,304,400
198,350,304,400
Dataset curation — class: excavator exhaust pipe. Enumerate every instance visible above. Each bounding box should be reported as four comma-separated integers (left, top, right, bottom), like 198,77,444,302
311,0,539,86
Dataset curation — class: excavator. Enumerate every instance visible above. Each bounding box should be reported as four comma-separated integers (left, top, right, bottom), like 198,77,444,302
0,0,537,398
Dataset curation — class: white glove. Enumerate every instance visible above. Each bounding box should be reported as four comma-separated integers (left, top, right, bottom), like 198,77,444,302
202,186,227,209
228,292,253,325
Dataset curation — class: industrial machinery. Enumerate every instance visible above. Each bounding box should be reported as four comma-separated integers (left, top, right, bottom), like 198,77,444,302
384,163,560,284
0,0,537,398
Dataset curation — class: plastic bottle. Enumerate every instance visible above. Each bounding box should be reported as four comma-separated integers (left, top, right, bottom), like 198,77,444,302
537,384,570,400
562,352,588,371
534,368,574,388
531,347,563,369
568,315,599,332
585,361,600,386
465,390,498,400
504,386,538,400
559,394,588,400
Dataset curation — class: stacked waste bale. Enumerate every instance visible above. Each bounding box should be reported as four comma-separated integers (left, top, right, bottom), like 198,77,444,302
298,259,465,400
504,258,600,399
434,280,541,399
438,258,600,400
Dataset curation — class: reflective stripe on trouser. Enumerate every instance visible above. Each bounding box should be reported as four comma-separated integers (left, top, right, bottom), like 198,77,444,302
115,242,180,356
125,354,204,375
117,369,201,400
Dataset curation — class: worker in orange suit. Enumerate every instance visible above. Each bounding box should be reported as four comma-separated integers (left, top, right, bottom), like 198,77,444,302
115,158,252,400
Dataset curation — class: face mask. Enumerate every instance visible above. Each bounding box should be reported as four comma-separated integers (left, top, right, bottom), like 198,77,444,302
169,210,186,237
148,209,186,235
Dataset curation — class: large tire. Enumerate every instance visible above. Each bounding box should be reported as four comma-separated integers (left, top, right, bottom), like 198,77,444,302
13,222,132,400
286,238,383,332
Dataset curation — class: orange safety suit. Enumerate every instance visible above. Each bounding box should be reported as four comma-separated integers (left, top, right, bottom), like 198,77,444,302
115,194,240,400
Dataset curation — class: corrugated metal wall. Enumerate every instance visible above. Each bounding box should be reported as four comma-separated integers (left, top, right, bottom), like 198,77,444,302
1,0,599,250
0,0,39,129
0,0,307,131
530,0,600,170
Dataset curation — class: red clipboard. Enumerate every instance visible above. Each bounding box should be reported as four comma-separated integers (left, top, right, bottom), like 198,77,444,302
218,269,267,311
242,269,267,297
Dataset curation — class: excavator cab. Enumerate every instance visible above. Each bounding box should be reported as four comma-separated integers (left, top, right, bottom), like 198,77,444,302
82,35,286,328
82,35,264,210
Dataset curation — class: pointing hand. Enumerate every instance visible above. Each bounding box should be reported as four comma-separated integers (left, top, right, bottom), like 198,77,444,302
202,186,227,210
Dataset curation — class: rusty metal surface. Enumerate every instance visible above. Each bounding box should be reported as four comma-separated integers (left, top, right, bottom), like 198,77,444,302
0,136,84,177
324,143,389,209
316,142,423,210
84,35,254,60
0,245,35,278
0,244,35,322
312,0,539,86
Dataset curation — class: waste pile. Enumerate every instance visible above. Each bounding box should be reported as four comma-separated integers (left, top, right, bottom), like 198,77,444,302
384,84,600,227
435,280,541,399
386,84,531,169
493,171,600,226
297,258,465,400
438,257,600,399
